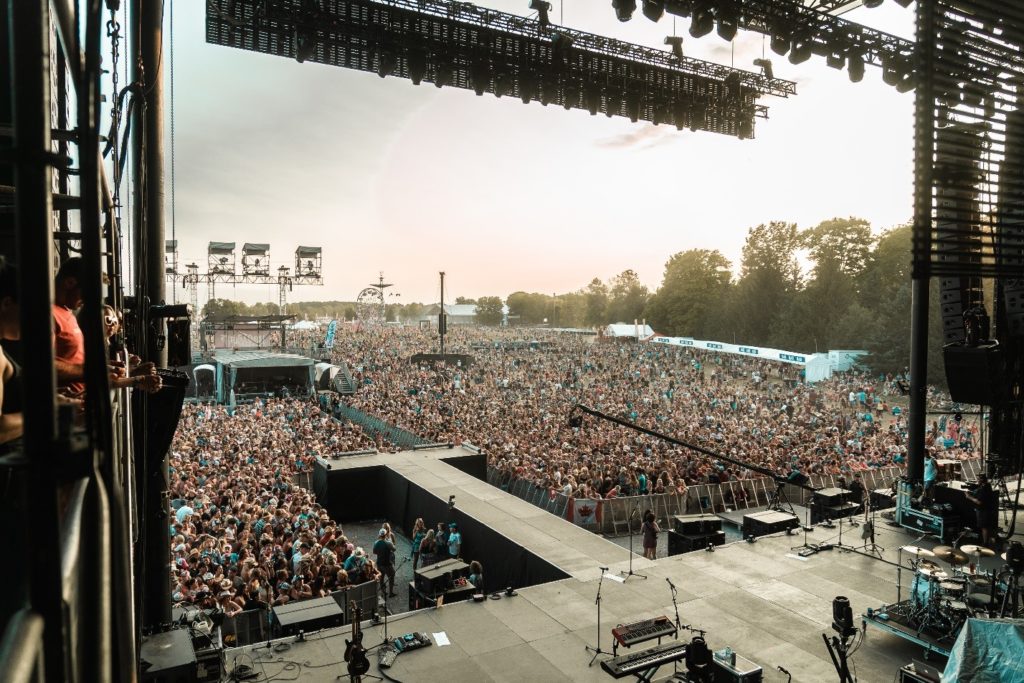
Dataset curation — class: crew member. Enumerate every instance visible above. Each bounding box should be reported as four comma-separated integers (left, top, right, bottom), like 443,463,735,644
966,473,999,547
923,449,938,504
641,510,659,560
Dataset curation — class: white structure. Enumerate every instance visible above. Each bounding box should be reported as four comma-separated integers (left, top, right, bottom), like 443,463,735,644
605,323,655,338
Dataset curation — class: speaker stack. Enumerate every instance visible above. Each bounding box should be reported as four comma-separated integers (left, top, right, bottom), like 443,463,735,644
667,515,725,555
812,488,859,524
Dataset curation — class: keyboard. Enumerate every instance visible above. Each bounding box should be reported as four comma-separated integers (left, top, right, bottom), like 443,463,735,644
611,616,677,648
601,641,688,678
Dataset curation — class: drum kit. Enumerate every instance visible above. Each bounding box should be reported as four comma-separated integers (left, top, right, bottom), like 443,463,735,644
901,543,1008,640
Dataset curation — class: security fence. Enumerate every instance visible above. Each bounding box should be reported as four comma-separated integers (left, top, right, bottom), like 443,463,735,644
489,460,986,536
331,403,434,449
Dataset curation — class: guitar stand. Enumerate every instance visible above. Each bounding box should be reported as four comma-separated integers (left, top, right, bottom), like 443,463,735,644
585,567,613,666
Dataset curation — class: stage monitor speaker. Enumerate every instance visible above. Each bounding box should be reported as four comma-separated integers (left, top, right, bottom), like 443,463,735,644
140,629,197,683
943,342,1006,405
667,529,725,555
273,596,344,636
672,514,722,535
743,511,799,538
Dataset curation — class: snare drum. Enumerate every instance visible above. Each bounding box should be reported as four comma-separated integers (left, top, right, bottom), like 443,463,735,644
912,567,947,606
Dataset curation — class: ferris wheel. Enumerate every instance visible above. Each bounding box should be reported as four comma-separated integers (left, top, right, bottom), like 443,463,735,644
355,272,393,326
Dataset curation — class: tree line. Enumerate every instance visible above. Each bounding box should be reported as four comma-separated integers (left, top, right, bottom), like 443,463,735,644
202,217,941,380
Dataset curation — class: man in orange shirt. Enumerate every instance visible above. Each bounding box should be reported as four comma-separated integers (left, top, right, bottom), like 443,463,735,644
53,258,87,396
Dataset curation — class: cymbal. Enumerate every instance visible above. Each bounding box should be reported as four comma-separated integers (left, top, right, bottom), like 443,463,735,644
902,545,936,558
960,544,996,558
932,546,970,565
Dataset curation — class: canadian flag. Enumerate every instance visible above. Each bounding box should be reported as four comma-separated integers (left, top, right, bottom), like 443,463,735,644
568,497,602,526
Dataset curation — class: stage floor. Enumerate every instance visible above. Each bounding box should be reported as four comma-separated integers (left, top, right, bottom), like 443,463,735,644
227,454,1018,682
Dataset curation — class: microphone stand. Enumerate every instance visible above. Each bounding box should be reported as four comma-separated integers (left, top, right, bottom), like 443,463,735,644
585,567,612,666
620,506,648,582
667,580,683,635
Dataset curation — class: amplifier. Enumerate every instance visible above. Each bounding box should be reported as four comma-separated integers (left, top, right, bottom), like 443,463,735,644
743,511,799,538
414,558,470,596
667,529,726,555
273,596,345,636
814,487,850,507
871,488,895,509
672,514,722,535
140,629,197,683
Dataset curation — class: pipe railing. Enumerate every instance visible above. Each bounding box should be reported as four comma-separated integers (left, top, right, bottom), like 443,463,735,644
0,610,46,683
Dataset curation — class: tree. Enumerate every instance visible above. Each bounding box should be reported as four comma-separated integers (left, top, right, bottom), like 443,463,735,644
607,270,650,324
584,278,609,326
732,221,801,346
644,249,732,338
803,217,874,283
455,296,477,305
475,296,504,325
506,291,550,325
202,299,245,318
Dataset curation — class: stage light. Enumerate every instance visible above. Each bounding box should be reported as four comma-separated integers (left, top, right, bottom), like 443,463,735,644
551,33,574,64
449,495,456,509
294,28,315,63
407,47,427,85
673,99,689,130
716,2,738,42
847,51,865,82
753,58,773,80
664,0,691,18
690,6,714,38
529,0,552,27
642,0,664,22
605,92,621,117
826,51,845,69
881,54,899,85
494,71,513,98
894,0,913,6
770,34,789,56
769,18,791,56
895,68,917,93
831,596,857,638
563,83,581,110
613,0,637,22
690,101,706,131
788,37,812,64
665,35,684,60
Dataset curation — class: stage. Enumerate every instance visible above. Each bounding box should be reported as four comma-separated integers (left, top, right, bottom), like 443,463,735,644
221,451,1022,682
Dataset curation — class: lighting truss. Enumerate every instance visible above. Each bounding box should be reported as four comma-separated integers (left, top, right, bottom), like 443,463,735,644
656,0,915,80
912,0,1024,279
206,0,797,138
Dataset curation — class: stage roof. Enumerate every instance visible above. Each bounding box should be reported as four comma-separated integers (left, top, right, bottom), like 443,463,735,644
212,351,314,368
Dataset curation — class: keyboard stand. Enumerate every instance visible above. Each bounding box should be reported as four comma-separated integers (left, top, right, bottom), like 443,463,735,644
627,661,677,683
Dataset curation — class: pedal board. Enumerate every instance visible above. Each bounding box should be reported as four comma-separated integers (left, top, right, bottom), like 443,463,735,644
392,632,432,653
378,647,398,669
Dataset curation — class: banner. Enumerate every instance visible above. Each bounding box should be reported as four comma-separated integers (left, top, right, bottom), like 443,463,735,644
324,319,338,349
567,497,602,526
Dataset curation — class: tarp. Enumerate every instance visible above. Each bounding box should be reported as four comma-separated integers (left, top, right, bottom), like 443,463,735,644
295,246,321,257
944,618,1024,682
242,243,269,255
208,241,235,254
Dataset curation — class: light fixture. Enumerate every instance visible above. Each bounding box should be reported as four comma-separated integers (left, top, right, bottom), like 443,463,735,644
376,48,397,78
826,51,845,69
788,36,812,64
881,53,899,86
753,57,773,80
529,0,552,27
563,83,581,110
519,71,538,103
716,2,738,42
613,0,637,22
434,56,454,88
470,59,490,95
584,84,601,115
642,0,665,22
665,35,684,60
494,71,514,98
690,5,714,38
847,51,865,82
625,90,642,122
605,91,621,117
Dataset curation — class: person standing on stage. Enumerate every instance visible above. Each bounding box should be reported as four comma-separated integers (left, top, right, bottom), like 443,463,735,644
923,449,938,504
447,522,462,559
410,518,427,569
641,510,659,560
966,473,999,547
372,528,397,597
848,473,866,511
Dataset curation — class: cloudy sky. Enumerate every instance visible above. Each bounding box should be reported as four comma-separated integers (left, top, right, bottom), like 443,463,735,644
155,1,915,304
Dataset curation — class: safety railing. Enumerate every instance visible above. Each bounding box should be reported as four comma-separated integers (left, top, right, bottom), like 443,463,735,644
491,461,984,535
332,403,434,449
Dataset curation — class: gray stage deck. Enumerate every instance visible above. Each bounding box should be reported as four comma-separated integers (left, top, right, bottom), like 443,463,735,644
228,453,1014,682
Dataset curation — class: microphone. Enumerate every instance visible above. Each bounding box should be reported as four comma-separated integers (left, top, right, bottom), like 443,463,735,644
600,567,609,572
666,578,676,590
778,665,791,676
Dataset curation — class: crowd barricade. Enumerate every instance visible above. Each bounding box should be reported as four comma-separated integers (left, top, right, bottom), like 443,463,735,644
488,461,982,535
331,403,433,449
221,579,379,648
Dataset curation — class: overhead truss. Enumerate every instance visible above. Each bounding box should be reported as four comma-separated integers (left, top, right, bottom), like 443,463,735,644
207,0,798,138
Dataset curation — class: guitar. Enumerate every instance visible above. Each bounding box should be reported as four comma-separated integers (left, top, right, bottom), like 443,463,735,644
344,601,370,678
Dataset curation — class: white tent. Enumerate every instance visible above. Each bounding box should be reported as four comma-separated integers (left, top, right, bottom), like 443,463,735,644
291,320,319,331
804,354,833,383
605,323,654,338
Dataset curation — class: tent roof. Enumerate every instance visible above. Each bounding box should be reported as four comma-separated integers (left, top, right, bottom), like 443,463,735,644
606,323,654,337
208,241,235,254
242,243,270,254
213,351,314,368
296,246,321,257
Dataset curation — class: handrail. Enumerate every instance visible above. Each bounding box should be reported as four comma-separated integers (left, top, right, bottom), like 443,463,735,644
0,609,45,683
60,479,89,602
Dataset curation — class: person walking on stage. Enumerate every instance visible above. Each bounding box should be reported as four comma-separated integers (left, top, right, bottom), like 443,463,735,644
372,528,397,597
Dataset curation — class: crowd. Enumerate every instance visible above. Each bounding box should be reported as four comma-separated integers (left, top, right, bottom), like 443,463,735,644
167,399,386,615
329,326,980,501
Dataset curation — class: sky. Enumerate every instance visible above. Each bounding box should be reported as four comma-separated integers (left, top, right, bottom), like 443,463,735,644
150,1,916,305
